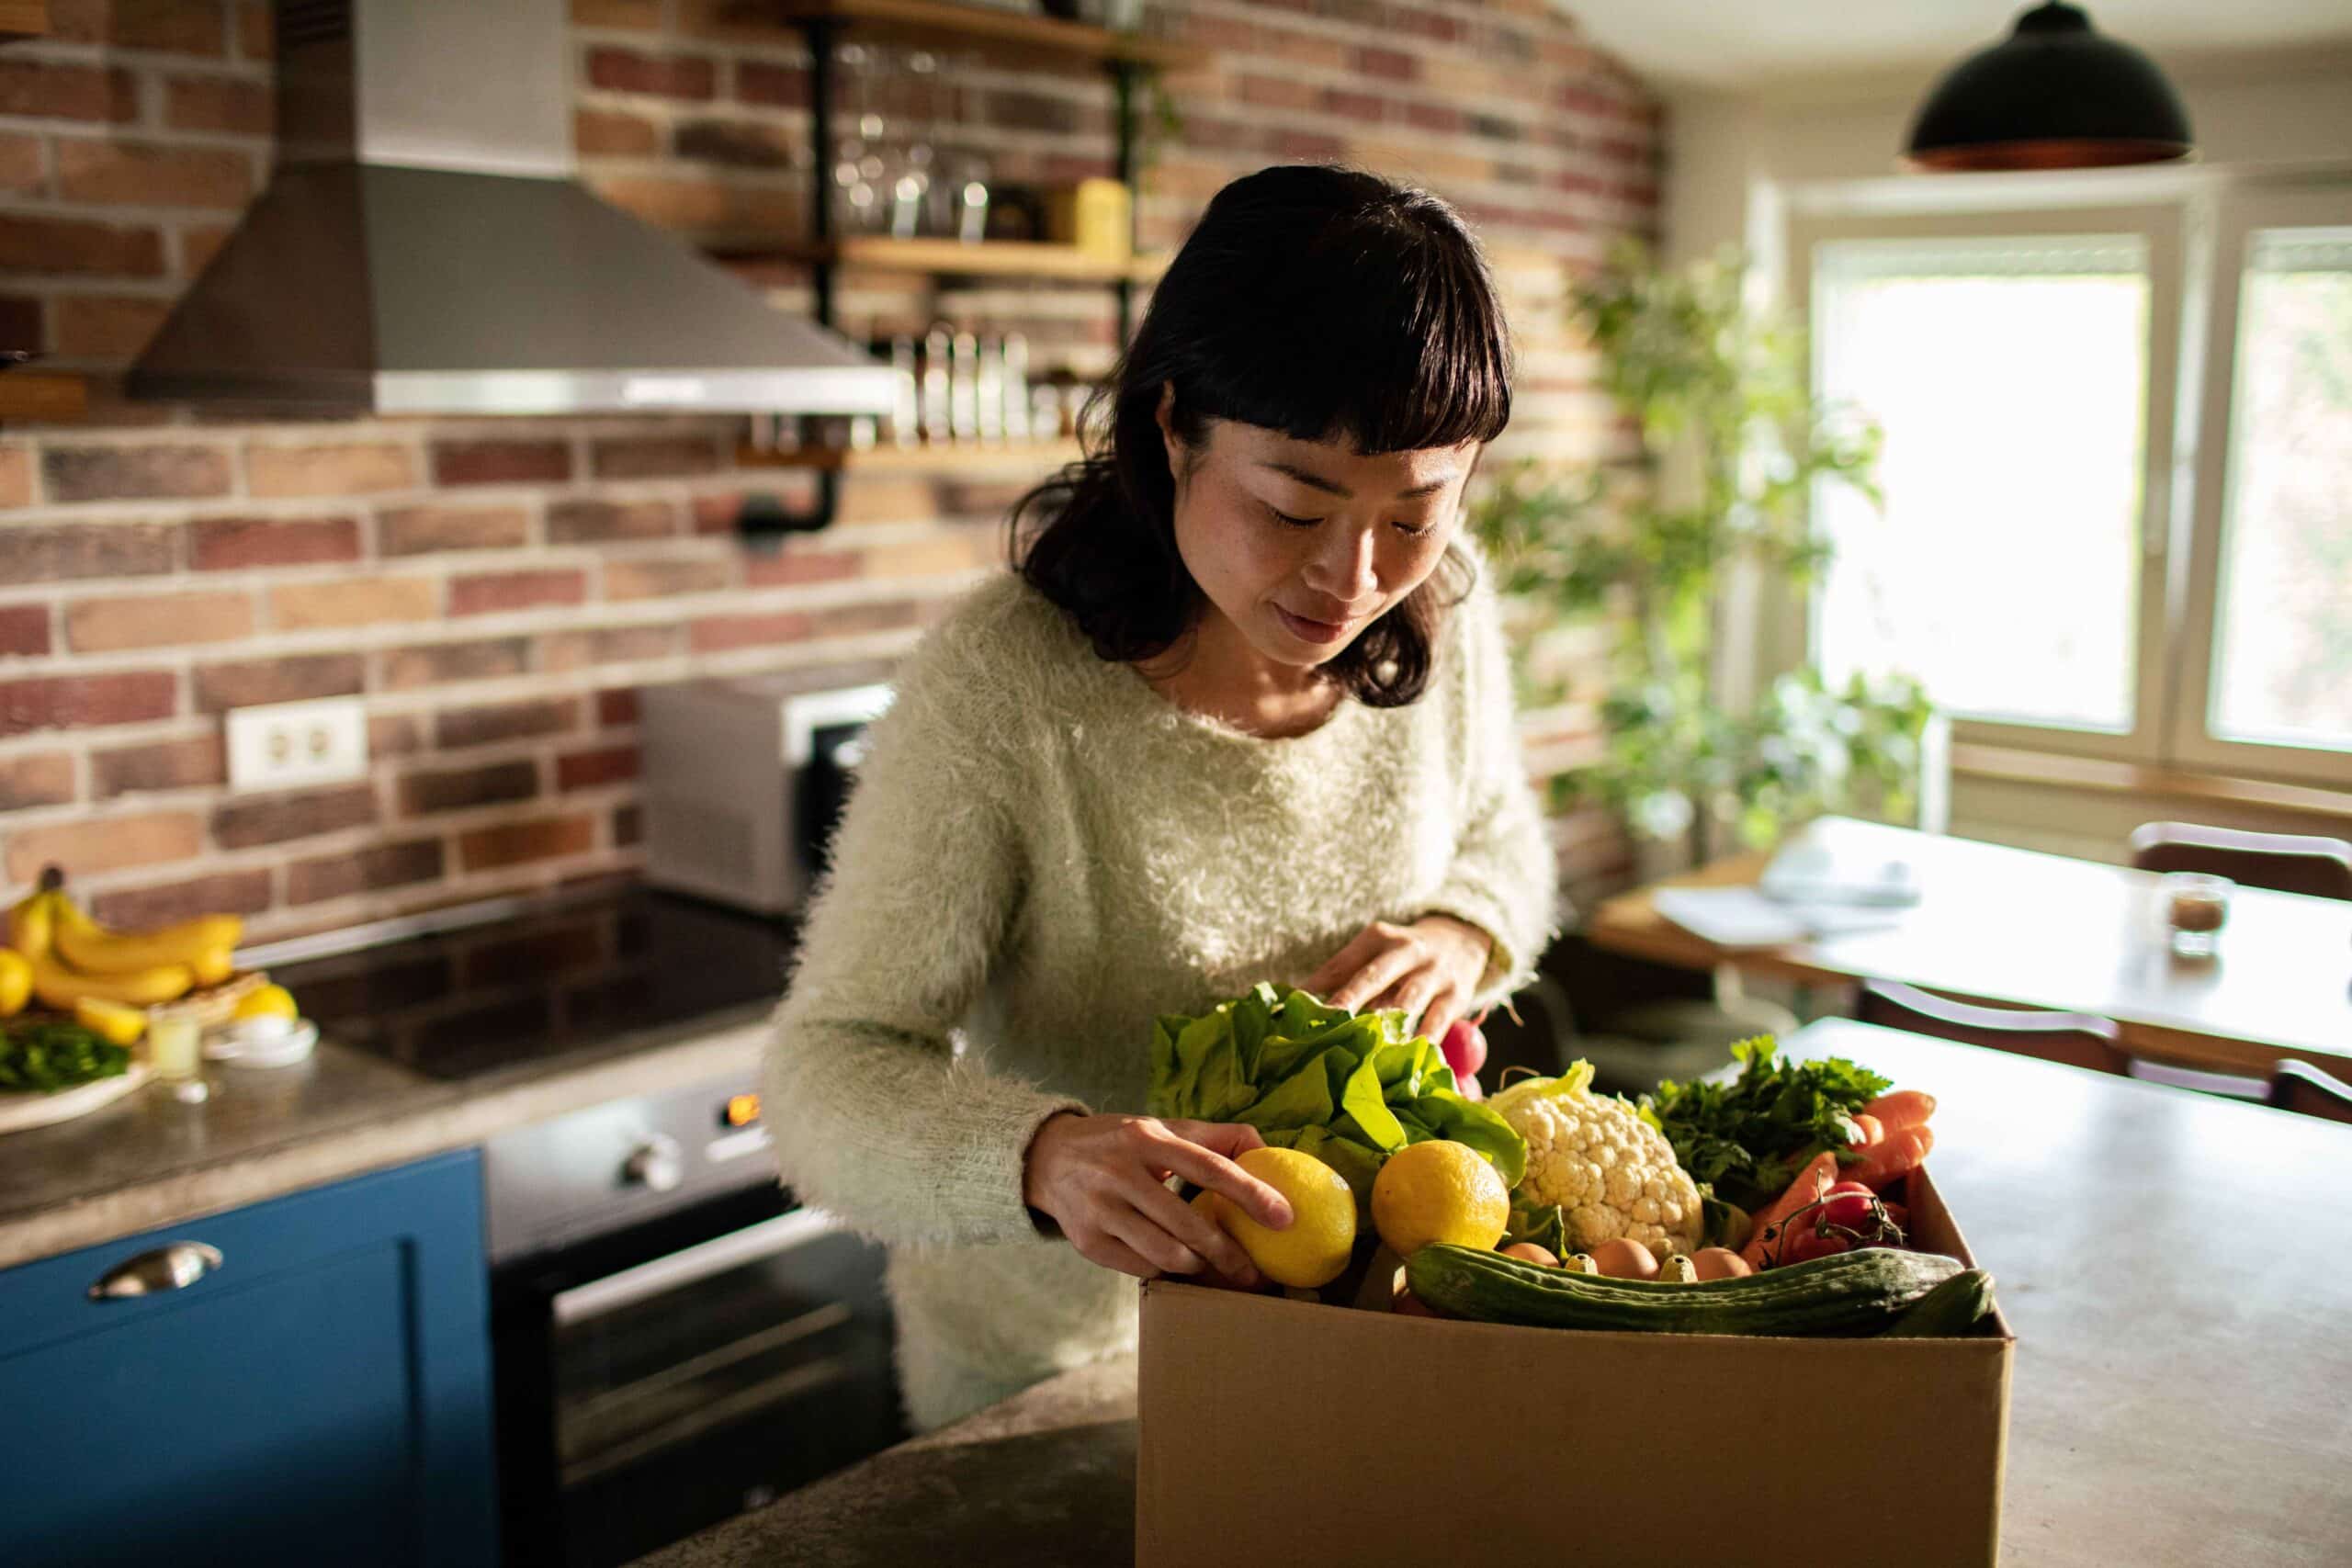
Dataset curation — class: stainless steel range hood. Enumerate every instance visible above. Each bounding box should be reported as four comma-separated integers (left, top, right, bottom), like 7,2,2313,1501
130,0,894,419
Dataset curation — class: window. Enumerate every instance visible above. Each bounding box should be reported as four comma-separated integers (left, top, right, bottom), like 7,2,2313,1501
2206,227,2352,756
1812,236,2151,735
1792,184,2352,792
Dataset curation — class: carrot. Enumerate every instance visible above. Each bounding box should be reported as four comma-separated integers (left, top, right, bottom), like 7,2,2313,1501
1861,1089,1937,1133
1846,1123,1934,1190
1850,1112,1885,1148
1738,1150,1839,1270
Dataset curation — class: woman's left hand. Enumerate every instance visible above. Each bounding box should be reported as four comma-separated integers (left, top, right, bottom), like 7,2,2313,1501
1301,915,1493,1045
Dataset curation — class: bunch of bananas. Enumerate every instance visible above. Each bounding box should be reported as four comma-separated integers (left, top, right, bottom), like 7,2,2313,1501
1,874,242,1024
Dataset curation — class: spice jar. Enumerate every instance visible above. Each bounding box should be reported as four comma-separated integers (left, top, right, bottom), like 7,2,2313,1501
2162,872,2233,958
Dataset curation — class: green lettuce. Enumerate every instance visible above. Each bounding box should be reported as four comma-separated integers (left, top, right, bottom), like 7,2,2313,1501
1148,983,1526,1211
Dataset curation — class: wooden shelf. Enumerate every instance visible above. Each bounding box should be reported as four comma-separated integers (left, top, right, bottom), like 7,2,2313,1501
721,235,1169,283
0,0,49,39
775,0,1209,73
0,372,86,423
736,438,1084,476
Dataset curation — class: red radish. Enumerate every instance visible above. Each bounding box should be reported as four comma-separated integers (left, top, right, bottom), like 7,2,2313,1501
1819,1180,1876,1229
1782,1224,1852,1265
1740,1150,1839,1269
1440,1019,1487,1079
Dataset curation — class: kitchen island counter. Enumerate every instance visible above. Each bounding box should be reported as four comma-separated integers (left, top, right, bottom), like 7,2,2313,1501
633,1352,1137,1568
633,1019,2352,1568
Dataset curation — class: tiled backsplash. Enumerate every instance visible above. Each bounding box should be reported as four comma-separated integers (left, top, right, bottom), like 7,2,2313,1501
0,0,1658,939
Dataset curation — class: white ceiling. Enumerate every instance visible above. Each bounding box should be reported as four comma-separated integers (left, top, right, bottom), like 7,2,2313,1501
1561,0,2352,90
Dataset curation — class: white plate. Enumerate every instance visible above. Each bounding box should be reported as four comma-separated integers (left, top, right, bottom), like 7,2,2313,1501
205,1018,318,1068
0,1059,152,1134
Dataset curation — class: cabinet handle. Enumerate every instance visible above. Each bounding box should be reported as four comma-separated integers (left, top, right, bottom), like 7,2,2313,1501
87,1242,223,1301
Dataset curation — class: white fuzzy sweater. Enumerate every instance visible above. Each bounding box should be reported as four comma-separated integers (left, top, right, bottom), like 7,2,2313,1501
763,554,1560,1430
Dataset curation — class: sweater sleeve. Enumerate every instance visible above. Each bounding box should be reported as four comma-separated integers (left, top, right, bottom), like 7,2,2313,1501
1416,570,1566,1014
763,616,1085,1249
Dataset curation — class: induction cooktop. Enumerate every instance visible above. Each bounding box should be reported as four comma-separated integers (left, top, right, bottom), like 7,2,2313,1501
271,886,801,1082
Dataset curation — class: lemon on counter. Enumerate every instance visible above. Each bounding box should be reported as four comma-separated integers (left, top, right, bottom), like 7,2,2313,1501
74,996,148,1047
233,984,298,1022
1205,1146,1356,1290
1371,1139,1510,1258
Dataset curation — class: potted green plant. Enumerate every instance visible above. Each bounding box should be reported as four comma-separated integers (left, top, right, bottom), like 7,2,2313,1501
1470,242,1933,869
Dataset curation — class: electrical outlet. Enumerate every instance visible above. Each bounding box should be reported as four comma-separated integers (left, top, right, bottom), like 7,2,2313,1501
225,698,369,793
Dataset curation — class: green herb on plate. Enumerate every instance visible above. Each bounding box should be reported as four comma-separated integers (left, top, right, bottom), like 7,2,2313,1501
0,1021,132,1095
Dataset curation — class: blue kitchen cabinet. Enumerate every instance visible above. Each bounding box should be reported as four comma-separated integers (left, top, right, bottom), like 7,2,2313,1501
0,1150,498,1567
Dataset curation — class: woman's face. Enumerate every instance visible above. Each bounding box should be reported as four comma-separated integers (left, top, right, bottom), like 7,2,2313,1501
1155,385,1478,673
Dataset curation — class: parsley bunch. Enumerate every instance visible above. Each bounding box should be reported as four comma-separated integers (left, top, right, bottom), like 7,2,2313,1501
1640,1035,1891,1212
0,1021,131,1095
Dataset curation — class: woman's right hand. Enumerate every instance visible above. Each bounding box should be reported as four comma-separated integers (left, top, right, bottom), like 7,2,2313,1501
1021,1112,1294,1286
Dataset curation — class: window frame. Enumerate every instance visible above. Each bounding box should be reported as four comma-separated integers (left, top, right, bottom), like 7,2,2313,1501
2166,179,2352,785
1781,202,2188,768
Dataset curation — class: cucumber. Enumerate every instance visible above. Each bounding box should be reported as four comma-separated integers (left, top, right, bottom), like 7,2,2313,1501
1874,1269,1996,1338
1406,1244,1962,1337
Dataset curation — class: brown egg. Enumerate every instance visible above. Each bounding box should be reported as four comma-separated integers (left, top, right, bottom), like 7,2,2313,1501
1586,1237,1662,1280
1691,1247,1755,1281
1498,1242,1560,1268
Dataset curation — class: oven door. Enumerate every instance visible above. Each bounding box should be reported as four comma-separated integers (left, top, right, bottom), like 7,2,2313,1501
493,1188,907,1568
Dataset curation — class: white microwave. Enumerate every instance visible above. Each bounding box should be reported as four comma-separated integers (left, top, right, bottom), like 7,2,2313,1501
639,674,895,915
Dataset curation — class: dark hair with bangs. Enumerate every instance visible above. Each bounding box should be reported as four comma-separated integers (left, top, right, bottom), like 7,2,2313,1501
1009,164,1513,707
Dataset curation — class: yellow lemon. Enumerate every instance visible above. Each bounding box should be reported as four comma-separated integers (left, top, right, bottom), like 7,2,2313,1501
0,948,28,1017
1371,1140,1510,1257
234,984,299,1021
1207,1146,1357,1289
74,996,148,1047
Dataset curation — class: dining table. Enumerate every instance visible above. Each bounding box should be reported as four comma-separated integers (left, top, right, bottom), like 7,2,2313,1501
635,1019,2352,1567
1585,816,2352,1077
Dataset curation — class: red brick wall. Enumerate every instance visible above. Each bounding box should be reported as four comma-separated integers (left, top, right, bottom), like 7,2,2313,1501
0,0,1656,939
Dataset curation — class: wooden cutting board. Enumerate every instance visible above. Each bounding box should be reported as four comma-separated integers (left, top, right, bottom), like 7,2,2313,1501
0,1060,150,1134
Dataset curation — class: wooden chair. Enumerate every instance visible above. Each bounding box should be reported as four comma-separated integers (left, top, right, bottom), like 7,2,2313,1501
2128,821,2352,901
2270,1059,2352,1125
1857,979,2129,1075
2128,1055,2352,1121
2128,1057,2268,1101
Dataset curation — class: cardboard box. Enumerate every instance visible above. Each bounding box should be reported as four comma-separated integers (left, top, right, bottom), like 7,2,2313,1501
1137,1168,2011,1568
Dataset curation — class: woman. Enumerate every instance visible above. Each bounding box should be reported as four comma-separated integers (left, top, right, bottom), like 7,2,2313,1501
765,164,1560,1431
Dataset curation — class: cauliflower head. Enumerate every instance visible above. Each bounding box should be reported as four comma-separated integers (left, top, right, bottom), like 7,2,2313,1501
1494,1067,1703,1261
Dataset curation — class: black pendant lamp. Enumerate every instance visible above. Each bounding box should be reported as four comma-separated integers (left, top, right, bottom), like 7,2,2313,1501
1904,3,2194,172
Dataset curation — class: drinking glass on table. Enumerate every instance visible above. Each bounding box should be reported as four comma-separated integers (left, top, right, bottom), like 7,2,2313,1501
2162,872,2233,959
148,1012,207,1103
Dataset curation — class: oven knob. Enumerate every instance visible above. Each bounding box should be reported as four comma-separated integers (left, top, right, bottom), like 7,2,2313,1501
622,1134,684,1193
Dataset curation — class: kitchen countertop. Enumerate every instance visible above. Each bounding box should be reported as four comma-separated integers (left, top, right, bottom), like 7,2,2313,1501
0,886,795,1271
632,1353,1137,1568
630,1020,2352,1568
